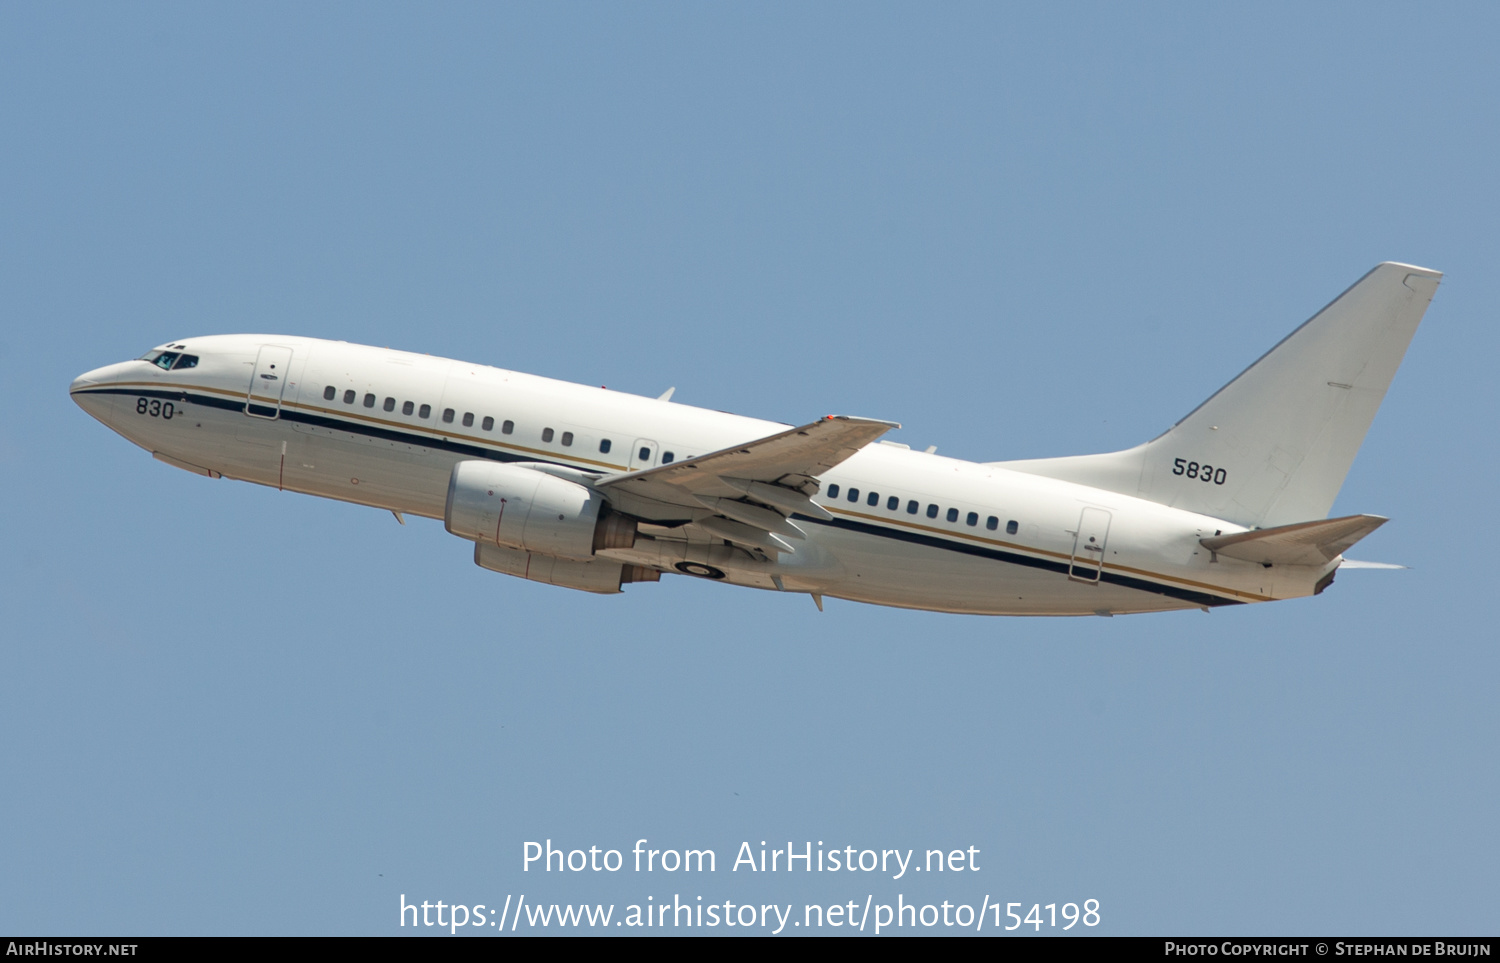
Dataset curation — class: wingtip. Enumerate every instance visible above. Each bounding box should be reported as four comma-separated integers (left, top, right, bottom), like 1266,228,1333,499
825,414,903,430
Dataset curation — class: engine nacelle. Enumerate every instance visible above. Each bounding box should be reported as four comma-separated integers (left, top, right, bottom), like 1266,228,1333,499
474,542,659,595
445,460,635,560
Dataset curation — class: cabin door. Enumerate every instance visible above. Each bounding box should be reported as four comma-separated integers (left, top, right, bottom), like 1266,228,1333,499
246,345,294,419
1068,507,1112,583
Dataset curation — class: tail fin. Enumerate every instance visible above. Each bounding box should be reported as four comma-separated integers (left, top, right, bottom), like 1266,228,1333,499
996,262,1441,528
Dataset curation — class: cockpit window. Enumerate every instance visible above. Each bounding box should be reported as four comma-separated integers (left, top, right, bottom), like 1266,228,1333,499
139,350,199,370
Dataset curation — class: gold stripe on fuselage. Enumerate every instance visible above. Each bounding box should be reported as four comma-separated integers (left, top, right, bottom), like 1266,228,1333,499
81,382,1273,602
81,380,632,471
823,505,1273,603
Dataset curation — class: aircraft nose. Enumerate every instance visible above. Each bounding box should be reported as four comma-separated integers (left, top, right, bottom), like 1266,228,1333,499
71,365,120,425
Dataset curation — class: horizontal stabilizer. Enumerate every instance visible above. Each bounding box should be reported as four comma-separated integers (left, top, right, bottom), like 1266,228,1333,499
1200,514,1387,566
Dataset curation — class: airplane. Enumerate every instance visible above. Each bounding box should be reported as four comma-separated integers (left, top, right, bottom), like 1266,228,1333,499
70,262,1439,616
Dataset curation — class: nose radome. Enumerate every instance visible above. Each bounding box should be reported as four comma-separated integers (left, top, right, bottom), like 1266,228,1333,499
71,365,122,426
71,359,141,394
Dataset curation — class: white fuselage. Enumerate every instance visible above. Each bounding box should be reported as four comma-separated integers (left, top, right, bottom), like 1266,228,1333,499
71,334,1333,615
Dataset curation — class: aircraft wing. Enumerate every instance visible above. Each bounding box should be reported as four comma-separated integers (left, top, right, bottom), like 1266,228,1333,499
595,415,899,537
1199,514,1388,566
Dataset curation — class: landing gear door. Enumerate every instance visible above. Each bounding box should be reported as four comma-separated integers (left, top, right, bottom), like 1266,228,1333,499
246,345,294,419
629,439,658,471
1068,507,1112,583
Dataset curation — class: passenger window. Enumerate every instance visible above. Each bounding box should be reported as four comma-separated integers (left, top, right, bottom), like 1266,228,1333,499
561,431,573,447
172,354,198,370
442,408,454,423
638,446,651,461
462,412,474,427
906,500,918,514
542,428,555,443
946,508,959,523
323,386,336,401
383,397,395,412
599,439,612,454
1007,520,1019,535
847,488,860,503
499,419,511,434
662,451,674,464
986,516,999,531
402,401,414,416
363,393,375,408
966,512,978,526
867,491,879,507
343,390,355,404
926,504,939,518
418,404,431,419
887,496,899,510
827,484,840,499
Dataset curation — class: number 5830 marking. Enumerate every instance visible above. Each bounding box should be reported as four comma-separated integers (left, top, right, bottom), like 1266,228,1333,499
1173,458,1226,485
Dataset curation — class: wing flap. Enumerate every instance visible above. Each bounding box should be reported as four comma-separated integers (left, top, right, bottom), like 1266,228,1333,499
691,496,807,538
720,477,833,520
1200,514,1388,566
695,516,796,553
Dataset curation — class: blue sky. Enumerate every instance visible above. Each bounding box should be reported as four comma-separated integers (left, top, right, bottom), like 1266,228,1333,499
2,2,1496,935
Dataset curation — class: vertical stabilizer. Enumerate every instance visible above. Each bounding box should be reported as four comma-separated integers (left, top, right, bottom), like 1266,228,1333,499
996,263,1441,528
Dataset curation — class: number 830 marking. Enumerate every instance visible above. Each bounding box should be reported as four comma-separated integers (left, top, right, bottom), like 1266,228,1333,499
136,397,175,419
1173,458,1226,485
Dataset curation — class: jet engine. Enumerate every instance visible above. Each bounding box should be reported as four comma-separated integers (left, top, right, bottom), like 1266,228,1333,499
444,460,638,560
474,542,658,595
